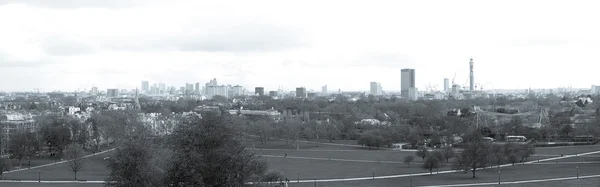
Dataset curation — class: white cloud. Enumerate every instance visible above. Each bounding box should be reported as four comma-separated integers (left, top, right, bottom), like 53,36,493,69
0,0,599,92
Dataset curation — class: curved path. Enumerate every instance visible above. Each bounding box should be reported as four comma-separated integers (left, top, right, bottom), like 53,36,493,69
261,154,406,164
422,174,600,187
250,149,600,184
5,148,116,174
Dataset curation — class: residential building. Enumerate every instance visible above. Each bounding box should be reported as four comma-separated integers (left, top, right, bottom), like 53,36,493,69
255,87,265,96
269,91,278,97
90,87,99,95
296,87,307,98
370,82,382,95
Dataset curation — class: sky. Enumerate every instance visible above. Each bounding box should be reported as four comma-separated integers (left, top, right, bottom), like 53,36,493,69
1,0,599,93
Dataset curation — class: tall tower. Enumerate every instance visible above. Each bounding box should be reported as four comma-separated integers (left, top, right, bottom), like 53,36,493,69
469,57,474,91
401,69,416,98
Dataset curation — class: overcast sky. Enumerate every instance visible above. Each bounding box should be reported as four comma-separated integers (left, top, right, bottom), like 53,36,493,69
1,0,599,92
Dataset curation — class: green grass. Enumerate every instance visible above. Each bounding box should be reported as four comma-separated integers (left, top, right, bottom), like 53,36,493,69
3,152,111,181
286,161,600,187
0,183,104,187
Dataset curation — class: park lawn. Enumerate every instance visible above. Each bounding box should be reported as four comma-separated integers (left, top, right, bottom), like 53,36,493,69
255,149,426,163
263,156,454,181
535,152,600,163
243,139,367,151
534,144,600,155
0,183,104,187
3,153,110,181
285,160,600,187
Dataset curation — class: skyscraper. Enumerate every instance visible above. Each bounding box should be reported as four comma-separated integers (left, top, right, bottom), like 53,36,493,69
322,85,328,94
186,83,194,94
158,83,166,93
401,69,415,98
370,82,382,95
142,81,149,93
444,78,449,93
195,82,200,94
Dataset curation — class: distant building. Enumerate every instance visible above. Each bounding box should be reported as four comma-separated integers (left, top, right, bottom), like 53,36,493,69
90,87,99,95
195,82,200,94
370,82,382,95
158,83,166,94
401,69,416,98
444,78,449,93
255,87,265,96
592,85,600,94
269,91,278,97
186,83,194,94
106,89,119,97
142,81,150,93
451,84,460,99
408,87,419,100
296,87,307,98
232,85,244,96
322,85,328,94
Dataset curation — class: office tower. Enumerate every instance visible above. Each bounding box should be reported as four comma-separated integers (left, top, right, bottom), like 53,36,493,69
106,89,119,97
232,85,244,96
90,87,99,95
195,82,200,94
469,57,474,91
158,83,166,93
444,78,449,93
255,87,265,96
269,91,278,97
370,82,382,95
142,81,149,93
322,85,328,94
401,69,416,98
296,87,307,98
186,83,194,94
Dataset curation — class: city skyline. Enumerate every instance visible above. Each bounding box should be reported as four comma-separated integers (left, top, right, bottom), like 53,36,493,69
1,0,600,92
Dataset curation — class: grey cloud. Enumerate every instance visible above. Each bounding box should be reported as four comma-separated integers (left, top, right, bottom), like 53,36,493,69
355,53,415,68
0,0,153,9
0,52,49,68
104,24,308,53
41,35,95,56
512,38,569,47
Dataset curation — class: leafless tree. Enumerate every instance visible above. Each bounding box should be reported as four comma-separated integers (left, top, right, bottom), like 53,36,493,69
65,143,87,180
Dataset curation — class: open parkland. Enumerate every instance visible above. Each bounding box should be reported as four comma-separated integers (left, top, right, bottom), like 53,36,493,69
0,136,598,187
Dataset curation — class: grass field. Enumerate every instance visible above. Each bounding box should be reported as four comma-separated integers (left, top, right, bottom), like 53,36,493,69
3,151,112,181
0,139,598,187
286,161,600,187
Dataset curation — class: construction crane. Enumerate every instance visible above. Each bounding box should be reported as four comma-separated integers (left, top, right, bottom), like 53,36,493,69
452,73,456,85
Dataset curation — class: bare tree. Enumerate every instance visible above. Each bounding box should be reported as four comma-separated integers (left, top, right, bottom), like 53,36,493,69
65,144,87,180
422,156,441,174
416,147,429,161
442,146,455,163
0,158,11,180
404,155,415,168
453,131,490,178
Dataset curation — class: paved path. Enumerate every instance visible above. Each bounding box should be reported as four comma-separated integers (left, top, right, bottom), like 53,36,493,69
252,149,600,184
421,174,600,187
5,148,116,174
261,154,407,164
0,180,105,184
